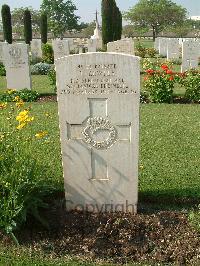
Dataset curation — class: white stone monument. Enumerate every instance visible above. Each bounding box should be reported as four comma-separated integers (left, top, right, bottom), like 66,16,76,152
158,38,168,57
56,53,140,213
154,38,159,51
167,38,180,60
0,42,7,63
181,40,199,72
52,39,70,60
31,39,42,59
91,11,103,50
107,38,135,55
3,43,31,90
88,39,97,52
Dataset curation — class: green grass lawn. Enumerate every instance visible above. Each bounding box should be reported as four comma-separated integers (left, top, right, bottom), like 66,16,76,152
0,75,54,94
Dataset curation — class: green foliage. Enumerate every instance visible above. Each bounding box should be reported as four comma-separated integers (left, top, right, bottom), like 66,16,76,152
23,9,32,45
135,43,146,58
124,0,187,40
42,43,54,64
12,7,41,36
101,0,120,45
146,48,157,58
31,62,51,75
143,62,176,103
0,63,6,76
189,205,200,231
48,67,57,92
1,4,12,44
181,70,200,102
136,43,157,58
0,103,56,243
40,12,48,44
41,0,80,38
0,89,39,102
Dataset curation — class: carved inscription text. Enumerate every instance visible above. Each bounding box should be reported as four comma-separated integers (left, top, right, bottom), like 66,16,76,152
61,63,136,95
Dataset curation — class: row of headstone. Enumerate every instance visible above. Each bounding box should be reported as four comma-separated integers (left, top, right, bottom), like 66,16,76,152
107,38,135,55
155,37,200,72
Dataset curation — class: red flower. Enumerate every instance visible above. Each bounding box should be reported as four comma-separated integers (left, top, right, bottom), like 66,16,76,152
161,64,169,70
169,76,174,81
166,69,173,75
144,76,148,81
146,69,154,75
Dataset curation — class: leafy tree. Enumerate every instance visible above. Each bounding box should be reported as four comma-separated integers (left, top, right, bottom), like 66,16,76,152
101,0,122,45
1,4,12,43
40,12,48,44
169,20,193,38
41,0,80,38
124,0,187,41
80,22,96,38
24,9,32,44
12,7,40,36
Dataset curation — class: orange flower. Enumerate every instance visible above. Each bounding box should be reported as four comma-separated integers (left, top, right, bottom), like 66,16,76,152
146,69,154,75
161,64,168,70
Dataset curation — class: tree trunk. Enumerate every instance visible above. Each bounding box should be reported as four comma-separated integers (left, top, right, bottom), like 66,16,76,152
152,26,156,41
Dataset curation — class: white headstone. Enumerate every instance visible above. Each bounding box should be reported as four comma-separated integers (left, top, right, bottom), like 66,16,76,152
31,39,42,59
107,39,135,55
154,38,159,51
88,39,97,52
56,53,140,213
3,43,31,90
167,38,180,60
181,40,199,72
0,42,7,63
158,38,168,57
52,39,70,60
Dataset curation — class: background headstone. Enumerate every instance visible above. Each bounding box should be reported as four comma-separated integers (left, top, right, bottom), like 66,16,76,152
167,38,180,60
0,42,7,63
107,38,135,55
182,40,199,72
56,53,140,213
52,39,70,60
87,39,97,52
31,39,42,59
158,38,168,57
3,43,31,90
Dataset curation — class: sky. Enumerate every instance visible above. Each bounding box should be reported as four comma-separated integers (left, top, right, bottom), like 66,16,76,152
0,0,199,22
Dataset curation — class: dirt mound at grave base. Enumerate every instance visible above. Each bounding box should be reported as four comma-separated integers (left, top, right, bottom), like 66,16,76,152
8,203,199,265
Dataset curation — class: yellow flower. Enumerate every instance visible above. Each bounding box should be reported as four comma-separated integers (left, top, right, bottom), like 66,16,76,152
13,96,20,102
16,100,24,108
7,89,16,95
16,122,26,130
35,131,48,139
16,110,29,122
0,102,7,109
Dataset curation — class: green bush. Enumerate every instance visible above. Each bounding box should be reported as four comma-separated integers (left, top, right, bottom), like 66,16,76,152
0,104,55,244
146,48,157,58
143,63,176,103
42,43,54,64
0,89,39,102
31,62,52,75
135,43,146,58
0,63,6,76
48,67,56,93
181,70,200,102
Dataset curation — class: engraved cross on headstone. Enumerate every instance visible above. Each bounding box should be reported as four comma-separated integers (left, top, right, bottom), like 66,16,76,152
66,98,131,180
